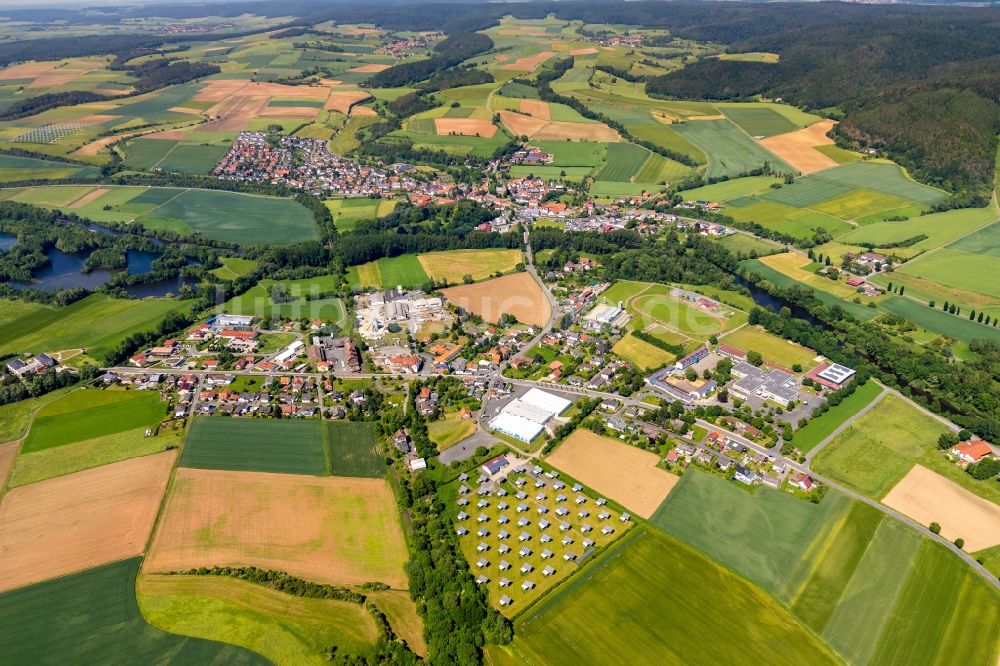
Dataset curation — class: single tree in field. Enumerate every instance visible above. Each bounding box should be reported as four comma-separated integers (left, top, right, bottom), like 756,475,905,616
929,522,941,534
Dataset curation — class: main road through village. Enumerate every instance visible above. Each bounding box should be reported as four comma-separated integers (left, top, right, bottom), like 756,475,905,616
102,228,1000,590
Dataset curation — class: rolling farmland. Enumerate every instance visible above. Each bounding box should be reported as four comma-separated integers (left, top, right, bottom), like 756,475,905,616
181,418,326,476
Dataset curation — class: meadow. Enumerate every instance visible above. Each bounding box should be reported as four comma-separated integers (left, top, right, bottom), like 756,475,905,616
839,202,997,251
720,106,798,137
811,394,949,498
138,574,377,665
791,380,883,452
347,254,430,290
21,388,165,453
650,469,850,596
428,412,477,451
878,297,1000,345
513,527,839,665
210,256,258,280
181,417,327,476
759,252,873,300
677,175,783,202
220,273,346,326
0,559,266,665
726,198,854,239
898,249,1000,301
611,332,674,370
0,293,186,361
325,197,398,232
324,421,384,478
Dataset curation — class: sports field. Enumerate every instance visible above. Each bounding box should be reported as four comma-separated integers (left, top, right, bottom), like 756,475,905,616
611,332,674,370
416,248,522,284
0,452,175,592
428,412,477,451
146,468,409,588
21,388,165,453
441,272,551,327
547,430,679,518
138,574,378,665
513,527,839,665
325,421,383,477
811,394,949,498
0,559,265,665
0,293,185,361
791,380,883,452
651,470,850,595
181,417,326,476
719,324,818,369
671,119,793,179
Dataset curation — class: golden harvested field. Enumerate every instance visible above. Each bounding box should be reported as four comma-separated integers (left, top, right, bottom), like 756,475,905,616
351,105,377,117
499,110,548,137
441,272,551,327
145,129,191,140
68,187,109,209
417,248,521,283
570,47,598,56
547,430,679,518
433,118,497,138
260,106,320,119
145,469,409,589
367,590,428,657
534,120,620,142
204,95,270,132
0,451,175,592
519,99,550,120
501,51,555,71
194,79,250,102
759,119,839,174
349,63,392,73
325,91,373,114
882,465,1000,552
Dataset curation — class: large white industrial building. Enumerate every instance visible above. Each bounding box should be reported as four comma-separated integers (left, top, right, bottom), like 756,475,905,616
490,388,572,442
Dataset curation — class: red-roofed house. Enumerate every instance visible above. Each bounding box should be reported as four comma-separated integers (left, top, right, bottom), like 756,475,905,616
951,440,993,465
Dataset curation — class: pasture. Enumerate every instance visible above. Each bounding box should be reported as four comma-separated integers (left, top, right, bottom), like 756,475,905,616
0,452,175,592
146,468,409,588
671,119,793,179
650,469,850,596
513,527,839,665
324,421,384,478
181,417,326,476
811,394,949,498
882,465,1000,551
441,273,551,327
138,574,377,665
0,559,265,665
790,380,883,452
719,324,818,370
416,248,522,284
547,430,679,518
21,388,165,453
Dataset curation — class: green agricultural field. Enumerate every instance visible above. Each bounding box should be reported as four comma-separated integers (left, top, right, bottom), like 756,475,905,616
811,188,917,221
678,175,783,202
0,558,266,665
720,107,797,137
976,545,1000,579
815,144,863,165
596,142,650,182
0,153,98,182
124,138,178,170
138,574,377,665
0,384,76,444
210,257,258,280
811,394,949,498
9,425,182,487
719,325,818,370
949,219,1000,258
762,177,855,209
715,101,821,128
416,248,522,284
513,528,840,665
155,143,230,175
626,122,707,165
791,380,883,452
325,197,398,232
0,293,186,362
181,417,326,476
324,421,383,478
727,198,854,239
632,152,691,184
671,119,793,179
650,469,850,596
809,162,947,206
149,189,316,244
348,254,430,290
428,412,476,451
840,201,998,251
869,540,1000,666
612,333,675,370
881,297,1000,344
21,389,165,453
716,232,782,256
898,249,1000,301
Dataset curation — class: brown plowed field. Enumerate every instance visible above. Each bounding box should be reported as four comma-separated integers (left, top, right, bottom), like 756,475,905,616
441,272,551,327
434,118,497,137
534,120,620,142
145,468,409,588
501,51,555,72
349,64,392,73
0,451,175,592
259,106,320,119
519,99,550,119
759,119,839,174
499,111,548,137
547,429,679,518
203,95,270,131
325,91,373,114
69,187,108,209
0,442,17,489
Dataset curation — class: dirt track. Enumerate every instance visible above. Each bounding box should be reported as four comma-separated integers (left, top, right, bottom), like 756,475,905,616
0,451,175,592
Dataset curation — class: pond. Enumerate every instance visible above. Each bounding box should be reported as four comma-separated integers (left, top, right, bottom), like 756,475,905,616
12,247,191,297
0,232,17,251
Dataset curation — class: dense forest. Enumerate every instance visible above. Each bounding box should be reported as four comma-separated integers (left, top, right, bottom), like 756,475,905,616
367,32,494,88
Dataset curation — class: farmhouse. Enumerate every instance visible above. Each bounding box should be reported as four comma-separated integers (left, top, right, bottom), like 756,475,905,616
951,439,993,465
